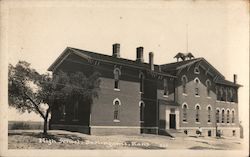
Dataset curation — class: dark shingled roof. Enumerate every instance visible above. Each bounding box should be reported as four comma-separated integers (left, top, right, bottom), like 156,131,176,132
48,47,176,78
160,58,202,71
215,79,242,87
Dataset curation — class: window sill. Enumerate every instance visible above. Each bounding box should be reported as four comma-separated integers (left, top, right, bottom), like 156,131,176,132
195,122,200,124
163,95,169,98
139,91,144,94
182,93,188,96
206,97,211,99
195,95,200,97
113,119,120,123
114,88,120,91
230,102,236,104
182,121,188,123
207,122,212,124
140,121,144,123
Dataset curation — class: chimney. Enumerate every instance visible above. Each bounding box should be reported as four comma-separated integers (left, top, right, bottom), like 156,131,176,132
233,74,237,84
136,47,144,63
149,52,154,71
112,43,120,58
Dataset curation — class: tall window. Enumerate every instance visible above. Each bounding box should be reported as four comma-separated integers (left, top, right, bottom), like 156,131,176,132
195,105,200,122
232,110,235,123
60,104,66,121
221,109,225,123
114,68,121,89
220,87,224,101
163,78,168,96
73,100,79,120
226,110,230,123
139,101,145,122
216,87,220,100
207,106,211,123
216,109,220,123
229,88,235,102
206,80,211,97
182,104,188,122
194,78,200,96
181,75,188,94
139,72,144,93
113,98,121,121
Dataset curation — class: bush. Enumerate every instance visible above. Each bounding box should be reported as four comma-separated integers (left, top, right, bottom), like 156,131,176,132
8,121,43,130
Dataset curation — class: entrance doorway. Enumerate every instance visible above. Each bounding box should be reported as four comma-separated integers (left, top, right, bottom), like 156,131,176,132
169,114,176,129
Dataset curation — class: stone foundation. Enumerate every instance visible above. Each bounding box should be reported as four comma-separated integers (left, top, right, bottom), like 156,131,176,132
50,124,90,134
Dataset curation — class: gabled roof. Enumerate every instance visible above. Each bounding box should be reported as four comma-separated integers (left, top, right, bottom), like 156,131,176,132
160,58,202,71
48,47,176,78
160,57,225,79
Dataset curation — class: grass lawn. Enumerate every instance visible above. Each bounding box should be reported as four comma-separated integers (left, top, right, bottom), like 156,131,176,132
8,130,243,150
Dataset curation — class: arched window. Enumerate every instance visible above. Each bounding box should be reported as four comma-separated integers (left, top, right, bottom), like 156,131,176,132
206,80,211,97
114,68,121,90
226,109,230,123
207,105,212,123
194,67,200,74
73,100,79,120
216,108,220,123
113,98,121,121
232,110,235,123
182,103,188,122
181,75,188,94
139,72,144,93
221,109,225,123
163,78,168,96
139,101,145,122
195,104,200,122
194,77,200,96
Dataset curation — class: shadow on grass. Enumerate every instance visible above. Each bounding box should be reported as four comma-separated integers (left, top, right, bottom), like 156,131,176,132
8,132,85,142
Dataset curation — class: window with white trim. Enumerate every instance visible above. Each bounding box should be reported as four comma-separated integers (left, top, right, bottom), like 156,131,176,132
207,106,211,123
113,99,121,121
195,105,200,122
226,110,230,123
181,75,188,94
221,109,225,123
216,109,220,123
194,78,200,96
232,110,235,123
206,80,211,97
182,104,188,122
194,67,200,74
114,68,121,90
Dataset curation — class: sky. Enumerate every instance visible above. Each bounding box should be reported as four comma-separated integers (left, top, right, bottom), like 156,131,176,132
5,0,249,130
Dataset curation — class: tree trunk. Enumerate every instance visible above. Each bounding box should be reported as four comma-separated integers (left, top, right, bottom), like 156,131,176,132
43,118,48,135
43,107,51,135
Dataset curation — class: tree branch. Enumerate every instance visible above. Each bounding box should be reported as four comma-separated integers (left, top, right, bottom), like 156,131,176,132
24,93,46,119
